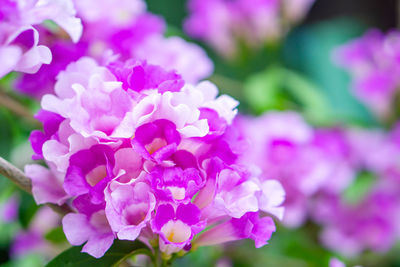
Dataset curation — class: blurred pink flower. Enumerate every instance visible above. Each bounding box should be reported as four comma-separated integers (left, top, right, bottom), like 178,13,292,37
0,0,82,78
184,0,315,58
334,30,400,118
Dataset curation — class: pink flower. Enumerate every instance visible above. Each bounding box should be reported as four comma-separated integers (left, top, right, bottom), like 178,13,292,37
184,0,314,58
329,258,346,267
25,164,68,205
27,57,284,258
312,125,400,256
11,206,60,258
235,112,323,227
235,112,358,228
14,0,213,98
105,180,156,241
152,203,206,252
0,195,19,223
196,212,276,248
63,202,114,258
334,30,400,118
0,0,82,78
132,35,214,83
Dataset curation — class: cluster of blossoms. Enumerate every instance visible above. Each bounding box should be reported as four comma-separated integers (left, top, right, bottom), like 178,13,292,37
235,111,400,257
11,206,61,258
312,125,400,257
0,195,61,259
15,0,213,99
0,0,82,78
184,0,315,58
25,57,285,258
235,112,355,227
334,30,400,118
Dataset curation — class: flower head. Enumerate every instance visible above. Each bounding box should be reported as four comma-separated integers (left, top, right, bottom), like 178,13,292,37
334,30,400,118
184,0,314,58
0,0,82,78
26,57,284,258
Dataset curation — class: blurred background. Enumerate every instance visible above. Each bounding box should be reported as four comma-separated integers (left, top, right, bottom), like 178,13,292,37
0,0,399,267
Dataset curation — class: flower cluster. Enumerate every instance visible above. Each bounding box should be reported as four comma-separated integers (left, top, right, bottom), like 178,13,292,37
334,30,400,118
235,112,355,227
312,125,400,257
184,0,315,58
0,0,82,78
11,206,60,258
15,0,213,99
25,57,284,258
235,110,400,256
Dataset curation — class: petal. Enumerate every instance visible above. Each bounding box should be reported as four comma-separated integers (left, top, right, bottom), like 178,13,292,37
25,164,68,205
62,213,91,246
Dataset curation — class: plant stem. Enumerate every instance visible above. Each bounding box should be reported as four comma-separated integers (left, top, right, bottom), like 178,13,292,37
0,156,73,216
0,156,31,194
0,90,40,127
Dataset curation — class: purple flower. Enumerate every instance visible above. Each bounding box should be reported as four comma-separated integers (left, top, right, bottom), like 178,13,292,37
132,35,214,83
131,119,181,162
234,112,323,227
148,166,204,202
27,57,284,258
11,206,60,258
0,195,19,223
29,109,65,160
311,128,357,194
25,164,68,205
152,203,205,250
196,212,276,248
334,30,400,118
0,0,82,78
15,37,88,99
64,145,115,203
184,0,314,58
329,258,346,267
311,124,400,256
63,200,114,258
317,191,400,257
202,167,260,219
105,180,156,241
14,0,213,98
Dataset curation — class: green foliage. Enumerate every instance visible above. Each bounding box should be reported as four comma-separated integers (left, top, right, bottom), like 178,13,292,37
343,171,377,205
243,66,287,113
146,0,187,28
0,110,15,160
172,246,223,267
1,253,44,267
45,240,150,267
244,66,333,125
18,192,39,229
44,227,67,245
283,18,377,126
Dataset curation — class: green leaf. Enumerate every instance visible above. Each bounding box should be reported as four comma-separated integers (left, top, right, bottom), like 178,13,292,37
44,226,67,244
343,171,376,205
1,253,44,267
282,68,333,126
243,66,287,114
18,192,39,229
283,18,377,126
243,66,333,125
45,240,151,267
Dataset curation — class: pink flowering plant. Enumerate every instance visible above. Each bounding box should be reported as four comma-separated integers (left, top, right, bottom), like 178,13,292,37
2,0,400,266
23,54,284,264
